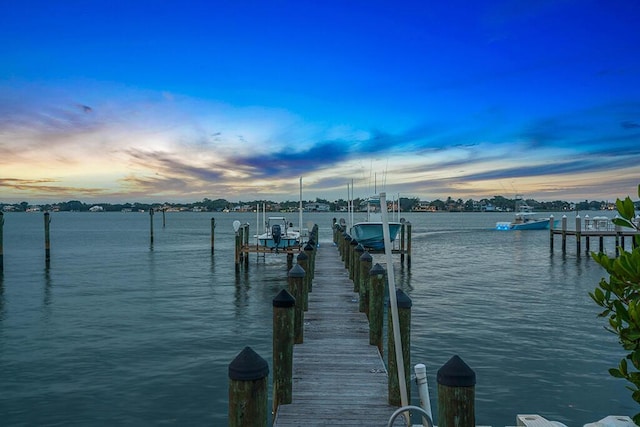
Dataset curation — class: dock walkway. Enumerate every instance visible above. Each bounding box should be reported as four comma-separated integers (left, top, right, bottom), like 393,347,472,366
273,240,403,426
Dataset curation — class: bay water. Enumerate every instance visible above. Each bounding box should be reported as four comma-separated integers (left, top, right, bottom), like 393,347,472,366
0,211,635,426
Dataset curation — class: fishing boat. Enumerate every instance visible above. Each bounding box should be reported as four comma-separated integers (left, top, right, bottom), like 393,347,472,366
496,195,554,230
257,216,300,251
350,196,402,250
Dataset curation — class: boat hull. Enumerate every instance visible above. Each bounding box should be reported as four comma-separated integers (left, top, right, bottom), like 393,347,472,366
496,219,555,230
351,222,402,250
257,236,300,249
511,219,550,230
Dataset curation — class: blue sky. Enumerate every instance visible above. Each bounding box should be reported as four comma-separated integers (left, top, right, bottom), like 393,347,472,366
1,0,639,203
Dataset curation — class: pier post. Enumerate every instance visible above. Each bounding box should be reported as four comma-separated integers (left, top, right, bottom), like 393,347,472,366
44,211,51,267
228,346,269,427
369,263,385,354
304,242,315,290
359,251,372,314
406,221,412,268
349,238,358,281
149,208,154,246
287,264,306,344
599,234,604,253
437,355,476,427
340,231,347,261
0,211,3,273
162,207,166,228
243,224,250,267
584,215,590,252
615,222,621,257
211,217,216,255
576,215,582,256
234,224,241,273
388,289,411,406
272,289,295,414
344,234,352,270
549,215,555,252
561,215,567,254
296,251,310,311
353,243,364,292
400,221,406,264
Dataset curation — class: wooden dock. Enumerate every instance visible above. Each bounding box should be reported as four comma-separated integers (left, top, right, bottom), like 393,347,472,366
273,241,405,427
549,214,639,255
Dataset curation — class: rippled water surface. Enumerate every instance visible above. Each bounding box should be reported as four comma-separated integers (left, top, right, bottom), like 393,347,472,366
0,211,635,425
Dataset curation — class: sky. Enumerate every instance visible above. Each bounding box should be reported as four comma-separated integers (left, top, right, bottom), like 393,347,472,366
1,0,639,204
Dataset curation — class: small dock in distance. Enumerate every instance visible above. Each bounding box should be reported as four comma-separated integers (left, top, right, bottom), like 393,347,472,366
549,214,639,255
273,242,403,426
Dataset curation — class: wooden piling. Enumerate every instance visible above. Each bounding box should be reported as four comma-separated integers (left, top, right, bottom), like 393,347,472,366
549,215,555,251
349,238,358,281
228,346,269,427
359,251,372,314
0,211,4,272
149,208,154,246
162,207,166,228
304,242,315,291
369,263,385,355
287,264,305,344
388,289,411,406
44,211,51,267
243,224,250,267
235,229,241,273
272,289,295,415
353,243,364,292
210,217,216,255
406,221,412,268
437,355,476,427
296,252,310,311
561,215,567,254
576,215,582,256
400,221,405,264
344,234,352,269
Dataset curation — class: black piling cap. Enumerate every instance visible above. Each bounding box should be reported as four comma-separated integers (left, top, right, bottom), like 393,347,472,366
437,355,476,387
350,238,358,246
369,263,385,276
344,234,352,241
273,289,295,308
360,251,373,262
355,243,365,253
297,251,308,261
389,289,412,308
229,346,269,381
304,243,314,252
308,238,316,247
288,263,306,278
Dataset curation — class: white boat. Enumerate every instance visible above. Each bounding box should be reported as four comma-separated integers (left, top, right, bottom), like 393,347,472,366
257,217,300,251
496,195,554,230
350,196,401,250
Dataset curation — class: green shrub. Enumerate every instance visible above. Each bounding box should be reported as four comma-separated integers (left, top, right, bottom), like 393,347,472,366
590,185,640,424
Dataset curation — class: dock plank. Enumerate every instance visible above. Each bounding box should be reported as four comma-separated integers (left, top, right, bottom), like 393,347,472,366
273,240,405,427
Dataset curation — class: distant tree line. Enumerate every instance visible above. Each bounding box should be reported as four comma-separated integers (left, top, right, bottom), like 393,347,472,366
2,196,637,213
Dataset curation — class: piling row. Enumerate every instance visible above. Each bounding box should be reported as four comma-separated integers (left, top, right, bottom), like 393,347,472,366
227,222,476,426
549,214,639,256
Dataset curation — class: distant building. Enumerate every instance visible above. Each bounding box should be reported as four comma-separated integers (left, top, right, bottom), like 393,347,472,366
304,203,330,212
89,205,104,212
412,202,436,212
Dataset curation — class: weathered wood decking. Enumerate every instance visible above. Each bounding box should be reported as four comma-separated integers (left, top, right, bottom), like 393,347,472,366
273,241,404,427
